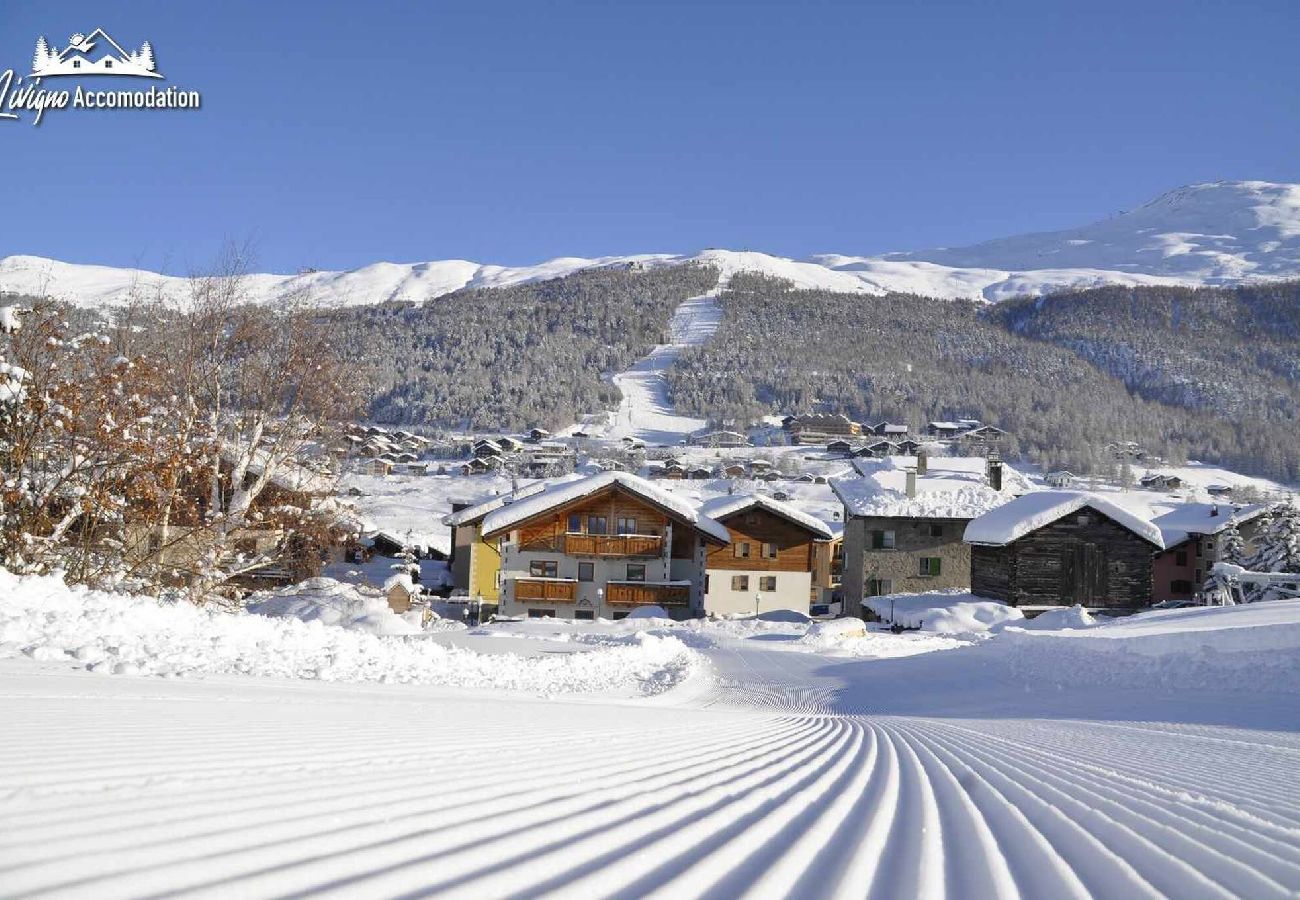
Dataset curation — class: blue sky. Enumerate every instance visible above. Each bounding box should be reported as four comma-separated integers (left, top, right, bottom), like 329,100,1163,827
2,0,1297,274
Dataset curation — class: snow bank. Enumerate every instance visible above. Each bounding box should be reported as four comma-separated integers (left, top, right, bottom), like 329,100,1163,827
0,569,698,696
804,618,867,640
995,599,1300,693
626,605,671,620
1015,605,1097,630
247,578,419,635
865,591,1024,634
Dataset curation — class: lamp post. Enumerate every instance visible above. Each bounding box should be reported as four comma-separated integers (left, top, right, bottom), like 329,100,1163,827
754,592,763,618
473,592,483,626
597,588,604,618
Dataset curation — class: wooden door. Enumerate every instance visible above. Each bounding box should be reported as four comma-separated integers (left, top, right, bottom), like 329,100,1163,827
1062,543,1107,605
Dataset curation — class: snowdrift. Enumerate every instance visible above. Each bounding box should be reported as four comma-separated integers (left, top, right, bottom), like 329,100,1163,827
865,591,1025,634
0,569,698,696
996,600,1300,694
247,578,420,635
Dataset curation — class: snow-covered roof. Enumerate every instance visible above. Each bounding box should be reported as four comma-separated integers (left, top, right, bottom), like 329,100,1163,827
700,494,834,539
830,456,1026,519
442,480,553,526
1148,502,1270,545
480,471,732,544
964,491,1166,548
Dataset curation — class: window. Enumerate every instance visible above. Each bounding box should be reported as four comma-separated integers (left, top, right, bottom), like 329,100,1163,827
529,560,558,578
732,575,750,591
762,542,777,559
73,59,81,69
1175,550,1188,566
616,517,637,535
919,557,942,577
626,564,646,582
103,59,113,69
527,608,554,619
587,515,607,535
574,609,595,621
577,562,594,582
612,611,629,621
759,575,777,591
704,574,711,593
866,578,893,596
925,523,944,538
568,514,582,533
871,530,896,550
1170,579,1193,595
734,542,751,559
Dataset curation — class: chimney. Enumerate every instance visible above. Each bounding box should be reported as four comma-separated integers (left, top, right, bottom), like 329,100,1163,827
916,446,928,475
905,469,917,499
987,458,1004,492
1210,504,1219,517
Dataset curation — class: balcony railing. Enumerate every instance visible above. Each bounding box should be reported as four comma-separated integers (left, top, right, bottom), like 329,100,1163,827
606,581,690,607
514,578,578,602
564,533,663,557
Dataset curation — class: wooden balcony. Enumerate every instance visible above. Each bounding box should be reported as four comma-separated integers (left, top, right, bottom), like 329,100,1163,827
606,581,691,607
513,578,577,602
564,533,663,557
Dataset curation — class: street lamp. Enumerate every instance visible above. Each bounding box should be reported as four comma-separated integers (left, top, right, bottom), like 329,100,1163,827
754,592,763,617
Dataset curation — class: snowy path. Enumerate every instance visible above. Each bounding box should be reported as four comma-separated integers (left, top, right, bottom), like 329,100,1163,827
3,636,1300,899
605,293,722,445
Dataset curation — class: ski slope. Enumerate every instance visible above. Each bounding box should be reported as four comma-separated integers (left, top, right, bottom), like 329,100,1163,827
606,292,722,445
4,598,1300,898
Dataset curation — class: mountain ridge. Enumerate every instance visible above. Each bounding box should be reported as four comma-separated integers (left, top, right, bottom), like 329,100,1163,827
3,180,1298,307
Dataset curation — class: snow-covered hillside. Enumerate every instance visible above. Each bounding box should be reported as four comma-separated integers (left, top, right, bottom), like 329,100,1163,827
4,181,1298,306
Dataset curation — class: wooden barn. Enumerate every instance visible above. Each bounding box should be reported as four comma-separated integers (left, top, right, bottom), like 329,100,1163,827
964,492,1165,609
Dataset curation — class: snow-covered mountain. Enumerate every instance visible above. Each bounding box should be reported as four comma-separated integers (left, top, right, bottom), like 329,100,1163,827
3,180,1298,307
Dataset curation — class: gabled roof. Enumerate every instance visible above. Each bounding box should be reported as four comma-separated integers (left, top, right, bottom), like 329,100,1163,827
964,491,1166,548
442,480,554,526
701,494,834,540
832,456,1026,519
1149,502,1270,546
479,471,731,544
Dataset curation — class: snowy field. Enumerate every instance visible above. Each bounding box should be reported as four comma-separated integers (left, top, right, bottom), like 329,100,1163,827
4,573,1300,898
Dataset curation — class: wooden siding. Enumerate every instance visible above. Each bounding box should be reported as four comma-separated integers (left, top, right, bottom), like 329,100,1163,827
971,510,1157,608
606,582,690,606
563,534,662,557
514,579,577,602
513,487,672,553
707,509,816,573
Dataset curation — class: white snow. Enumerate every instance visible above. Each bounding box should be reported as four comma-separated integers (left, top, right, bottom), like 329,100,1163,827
246,577,421,636
864,590,1027,634
831,455,1029,519
964,490,1168,548
3,567,1300,897
10,181,1300,308
0,569,696,694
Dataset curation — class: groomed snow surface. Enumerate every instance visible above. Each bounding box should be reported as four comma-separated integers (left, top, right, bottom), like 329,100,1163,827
4,573,1300,898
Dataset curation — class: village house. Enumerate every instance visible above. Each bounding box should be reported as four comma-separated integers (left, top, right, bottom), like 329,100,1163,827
957,425,1009,454
871,422,910,439
926,421,964,439
692,429,750,448
811,527,844,607
443,482,552,612
786,413,862,445
1149,503,1271,603
1044,470,1076,488
832,455,1023,616
699,495,833,616
965,492,1165,610
1140,473,1184,492
480,472,732,620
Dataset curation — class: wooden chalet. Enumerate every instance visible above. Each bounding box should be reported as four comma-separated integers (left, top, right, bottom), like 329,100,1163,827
700,495,833,616
479,472,732,620
966,492,1165,610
